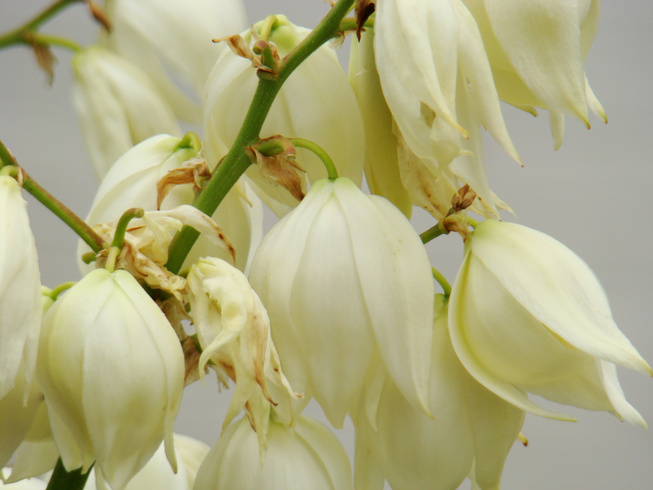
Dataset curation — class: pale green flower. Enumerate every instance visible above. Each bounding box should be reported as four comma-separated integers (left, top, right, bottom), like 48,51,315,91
449,220,651,425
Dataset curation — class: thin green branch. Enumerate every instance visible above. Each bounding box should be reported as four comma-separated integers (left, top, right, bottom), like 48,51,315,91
0,139,106,253
111,208,144,250
420,221,449,244
290,138,339,180
165,0,355,274
27,32,83,52
432,267,452,298
0,0,84,50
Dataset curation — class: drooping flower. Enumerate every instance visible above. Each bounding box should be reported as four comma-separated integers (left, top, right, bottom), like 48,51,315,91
461,0,606,147
354,295,525,490
352,7,516,219
79,134,262,272
36,269,185,489
203,16,365,215
249,177,434,427
103,0,247,124
193,415,352,490
448,219,651,425
71,46,181,177
186,257,296,444
373,0,518,166
0,175,41,403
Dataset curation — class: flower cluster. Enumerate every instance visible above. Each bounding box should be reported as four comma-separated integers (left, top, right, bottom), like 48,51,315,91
0,1,648,490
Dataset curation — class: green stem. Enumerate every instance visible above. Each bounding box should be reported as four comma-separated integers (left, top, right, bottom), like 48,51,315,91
290,138,338,180
22,169,106,252
111,208,144,250
0,0,84,50
0,139,106,253
338,16,375,33
465,216,480,228
49,281,76,300
28,32,83,52
46,458,92,490
165,0,355,274
420,221,449,244
259,15,280,42
432,267,452,298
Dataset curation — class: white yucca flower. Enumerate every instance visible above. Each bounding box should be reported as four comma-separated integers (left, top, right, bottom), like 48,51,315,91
462,0,606,147
79,134,262,273
449,220,651,426
0,175,41,403
194,415,352,490
72,46,181,177
355,295,525,490
36,269,185,490
249,177,434,427
103,0,247,124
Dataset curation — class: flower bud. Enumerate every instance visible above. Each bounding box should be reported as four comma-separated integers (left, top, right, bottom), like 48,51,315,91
0,176,41,402
79,134,261,272
204,16,365,215
249,178,434,427
72,46,181,177
36,269,184,489
194,415,352,490
355,295,524,490
449,220,651,425
103,0,247,123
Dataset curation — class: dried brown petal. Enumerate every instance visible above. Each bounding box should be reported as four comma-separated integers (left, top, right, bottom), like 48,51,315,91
355,0,376,40
156,158,211,210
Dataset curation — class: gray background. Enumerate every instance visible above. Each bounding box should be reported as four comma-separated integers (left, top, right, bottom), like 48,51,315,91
0,1,651,489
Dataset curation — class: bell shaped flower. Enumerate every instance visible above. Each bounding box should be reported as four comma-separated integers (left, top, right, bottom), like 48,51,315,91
249,177,434,427
72,46,181,177
103,0,247,124
354,295,525,490
448,219,652,426
187,257,296,443
0,175,41,403
203,16,365,215
461,0,606,147
36,269,185,489
373,0,519,168
79,134,262,273
0,472,45,489
193,415,352,490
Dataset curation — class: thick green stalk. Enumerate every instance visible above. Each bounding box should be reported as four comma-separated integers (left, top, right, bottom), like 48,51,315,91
165,0,355,274
46,459,91,490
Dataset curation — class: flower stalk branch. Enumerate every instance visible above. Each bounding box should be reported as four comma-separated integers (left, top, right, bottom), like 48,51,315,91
0,139,106,253
0,0,85,51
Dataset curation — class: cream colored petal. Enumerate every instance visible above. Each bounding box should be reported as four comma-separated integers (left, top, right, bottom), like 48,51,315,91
484,0,592,123
470,221,652,375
